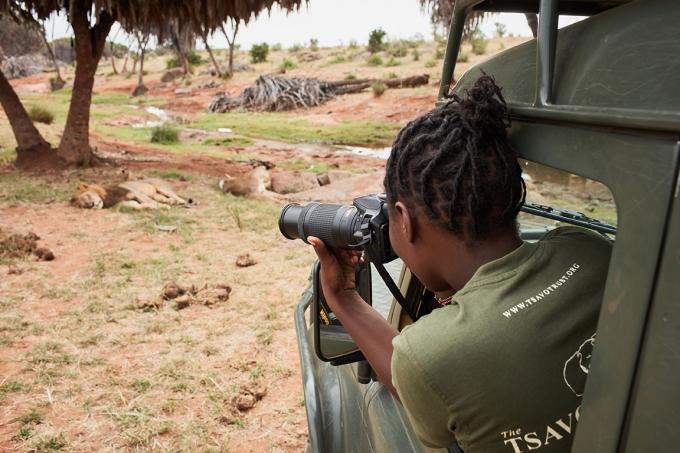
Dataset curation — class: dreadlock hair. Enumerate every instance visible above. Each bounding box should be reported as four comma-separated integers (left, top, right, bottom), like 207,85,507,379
384,74,526,243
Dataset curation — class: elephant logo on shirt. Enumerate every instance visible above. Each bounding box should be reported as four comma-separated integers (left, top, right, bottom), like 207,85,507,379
563,333,596,397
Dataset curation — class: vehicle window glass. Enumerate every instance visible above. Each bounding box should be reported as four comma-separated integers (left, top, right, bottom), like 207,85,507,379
371,260,403,319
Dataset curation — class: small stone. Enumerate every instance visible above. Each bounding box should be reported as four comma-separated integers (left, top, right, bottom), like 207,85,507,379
173,294,192,310
34,247,55,261
235,253,257,268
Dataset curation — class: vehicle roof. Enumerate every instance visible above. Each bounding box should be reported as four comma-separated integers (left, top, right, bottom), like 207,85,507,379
453,0,680,135
459,0,633,15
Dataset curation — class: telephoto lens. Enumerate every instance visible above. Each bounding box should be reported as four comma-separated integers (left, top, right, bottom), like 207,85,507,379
278,202,362,248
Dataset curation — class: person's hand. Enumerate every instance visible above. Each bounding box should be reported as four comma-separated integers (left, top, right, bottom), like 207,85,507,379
308,236,363,298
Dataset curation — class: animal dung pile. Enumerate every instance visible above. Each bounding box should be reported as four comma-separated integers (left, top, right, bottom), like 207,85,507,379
235,253,257,268
219,380,269,424
208,74,430,112
0,228,54,262
137,281,232,311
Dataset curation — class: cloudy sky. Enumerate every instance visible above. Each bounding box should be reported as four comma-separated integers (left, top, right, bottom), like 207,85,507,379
48,0,584,50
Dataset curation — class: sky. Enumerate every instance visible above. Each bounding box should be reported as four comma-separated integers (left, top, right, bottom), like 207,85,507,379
46,0,584,50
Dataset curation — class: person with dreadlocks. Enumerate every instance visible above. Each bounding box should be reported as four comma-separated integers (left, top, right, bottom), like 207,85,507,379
308,75,611,453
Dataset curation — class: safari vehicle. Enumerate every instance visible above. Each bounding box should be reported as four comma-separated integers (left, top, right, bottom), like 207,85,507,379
293,0,680,451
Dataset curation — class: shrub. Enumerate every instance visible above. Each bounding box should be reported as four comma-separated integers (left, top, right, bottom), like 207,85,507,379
389,43,408,58
250,43,269,63
371,82,387,97
29,106,54,125
166,57,180,69
472,37,488,55
425,60,437,68
279,58,297,73
457,52,470,63
366,55,383,66
348,40,359,50
495,22,508,38
412,49,420,61
153,46,169,57
435,47,445,60
368,28,387,54
309,38,319,51
344,73,357,80
186,50,203,66
271,43,283,51
288,43,303,53
329,54,347,64
385,72,399,79
151,124,180,144
384,57,400,67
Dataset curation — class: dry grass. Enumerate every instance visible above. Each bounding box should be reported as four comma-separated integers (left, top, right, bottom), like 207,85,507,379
0,171,314,451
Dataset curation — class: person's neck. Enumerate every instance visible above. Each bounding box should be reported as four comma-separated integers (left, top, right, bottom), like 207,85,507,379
441,230,522,292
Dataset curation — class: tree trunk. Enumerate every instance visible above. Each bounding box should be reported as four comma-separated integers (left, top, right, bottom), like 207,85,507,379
132,47,148,96
131,53,138,74
228,44,235,77
56,6,114,165
203,35,222,77
39,23,64,86
121,51,129,73
110,54,118,74
0,69,55,167
525,14,539,38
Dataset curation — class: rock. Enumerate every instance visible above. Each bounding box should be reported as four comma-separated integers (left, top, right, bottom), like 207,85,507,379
317,172,330,186
137,298,163,311
270,171,319,194
161,281,188,300
208,93,240,113
33,247,55,261
0,55,45,80
173,294,192,310
160,68,184,83
235,253,257,268
328,170,354,184
174,87,193,96
49,77,66,91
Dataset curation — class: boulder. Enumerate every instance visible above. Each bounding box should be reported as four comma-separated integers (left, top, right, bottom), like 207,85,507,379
160,68,184,83
328,170,354,184
270,171,319,194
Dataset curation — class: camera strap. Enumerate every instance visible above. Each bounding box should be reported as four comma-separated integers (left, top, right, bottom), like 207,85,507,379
371,260,418,321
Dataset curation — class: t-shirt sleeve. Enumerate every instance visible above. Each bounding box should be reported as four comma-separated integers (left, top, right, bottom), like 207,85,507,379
392,332,457,449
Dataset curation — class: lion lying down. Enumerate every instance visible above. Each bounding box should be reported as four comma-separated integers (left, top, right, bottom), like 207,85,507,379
72,179,189,210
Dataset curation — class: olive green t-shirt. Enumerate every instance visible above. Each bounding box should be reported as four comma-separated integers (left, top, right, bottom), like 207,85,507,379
391,227,612,453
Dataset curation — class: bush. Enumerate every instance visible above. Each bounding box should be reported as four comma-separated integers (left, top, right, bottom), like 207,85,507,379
495,22,508,38
368,28,387,54
271,43,283,51
279,58,297,73
344,73,357,80
389,43,409,58
384,57,400,67
250,43,269,63
371,82,387,97
186,50,203,66
425,60,437,68
457,52,470,63
329,54,347,64
153,46,169,57
435,47,445,60
29,106,54,125
166,57,180,69
348,40,359,50
151,124,180,144
472,37,488,55
412,49,420,61
385,72,399,79
309,39,319,51
366,55,383,66
288,43,303,53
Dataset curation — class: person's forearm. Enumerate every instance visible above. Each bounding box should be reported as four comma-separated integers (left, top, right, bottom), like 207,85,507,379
326,290,400,398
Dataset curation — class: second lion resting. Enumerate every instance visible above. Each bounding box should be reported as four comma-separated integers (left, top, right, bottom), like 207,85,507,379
72,179,190,210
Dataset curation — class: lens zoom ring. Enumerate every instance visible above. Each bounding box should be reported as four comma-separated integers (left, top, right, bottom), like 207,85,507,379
305,204,343,246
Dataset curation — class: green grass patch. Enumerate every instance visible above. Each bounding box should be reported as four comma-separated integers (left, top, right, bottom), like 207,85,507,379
29,106,55,125
192,112,400,147
145,169,195,180
0,173,71,204
150,124,180,145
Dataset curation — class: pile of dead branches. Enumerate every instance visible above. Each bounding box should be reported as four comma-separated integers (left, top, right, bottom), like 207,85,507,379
209,73,430,113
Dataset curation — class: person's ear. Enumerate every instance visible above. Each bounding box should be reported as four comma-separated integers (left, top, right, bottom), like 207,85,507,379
394,201,415,244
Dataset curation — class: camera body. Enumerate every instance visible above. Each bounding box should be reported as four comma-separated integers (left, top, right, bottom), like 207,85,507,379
279,193,397,264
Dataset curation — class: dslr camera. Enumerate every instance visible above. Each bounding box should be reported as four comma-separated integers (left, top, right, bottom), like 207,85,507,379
278,193,396,264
